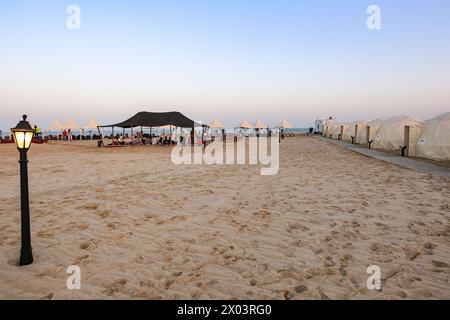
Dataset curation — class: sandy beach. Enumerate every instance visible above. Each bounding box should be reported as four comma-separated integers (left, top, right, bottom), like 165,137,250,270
0,136,449,300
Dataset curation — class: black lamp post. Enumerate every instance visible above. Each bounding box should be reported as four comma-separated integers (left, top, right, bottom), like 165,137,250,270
11,115,34,266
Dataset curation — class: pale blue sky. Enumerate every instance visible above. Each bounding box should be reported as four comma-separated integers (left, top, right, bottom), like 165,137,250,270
1,0,449,129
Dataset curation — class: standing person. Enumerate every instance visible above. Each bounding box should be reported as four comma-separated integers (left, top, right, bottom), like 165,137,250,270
63,129,67,141
190,128,195,146
68,129,72,141
34,125,42,140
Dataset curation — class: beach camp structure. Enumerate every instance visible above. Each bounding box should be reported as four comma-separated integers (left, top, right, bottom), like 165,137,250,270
340,123,353,141
328,123,342,139
372,115,425,152
98,111,202,146
416,112,450,160
315,117,334,134
278,120,293,129
238,120,254,129
365,118,385,145
47,119,63,131
210,119,224,129
254,120,268,129
342,121,367,144
355,123,367,144
63,118,81,130
84,118,100,129
208,120,225,141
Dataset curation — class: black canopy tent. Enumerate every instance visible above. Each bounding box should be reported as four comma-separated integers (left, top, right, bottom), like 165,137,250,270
99,111,196,129
97,111,207,146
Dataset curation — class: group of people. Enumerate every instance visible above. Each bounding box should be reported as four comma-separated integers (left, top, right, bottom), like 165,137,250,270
62,129,73,141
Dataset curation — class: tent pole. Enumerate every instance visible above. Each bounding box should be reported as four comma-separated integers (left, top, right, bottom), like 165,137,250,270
202,125,205,150
97,126,103,146
131,126,134,144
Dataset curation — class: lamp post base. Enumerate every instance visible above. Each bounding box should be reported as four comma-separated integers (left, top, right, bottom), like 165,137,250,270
19,246,33,266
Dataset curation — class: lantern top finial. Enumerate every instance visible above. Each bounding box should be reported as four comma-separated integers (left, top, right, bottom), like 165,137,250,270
12,115,33,132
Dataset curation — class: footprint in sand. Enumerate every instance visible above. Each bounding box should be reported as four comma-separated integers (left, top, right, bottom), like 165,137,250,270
82,203,98,211
73,254,90,265
431,260,449,268
423,242,437,255
323,255,336,267
64,222,89,232
37,230,55,239
40,293,54,300
159,278,176,290
80,239,99,250
103,279,128,296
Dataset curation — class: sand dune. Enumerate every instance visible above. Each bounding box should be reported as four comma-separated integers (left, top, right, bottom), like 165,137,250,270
0,136,449,299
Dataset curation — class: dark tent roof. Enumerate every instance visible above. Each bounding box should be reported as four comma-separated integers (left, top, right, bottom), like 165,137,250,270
99,111,199,128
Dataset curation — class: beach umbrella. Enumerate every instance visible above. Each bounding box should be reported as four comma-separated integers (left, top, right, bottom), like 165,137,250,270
47,119,63,131
238,120,254,129
210,119,224,129
63,118,81,130
277,120,293,129
254,120,268,129
235,120,254,137
84,118,100,129
83,118,100,139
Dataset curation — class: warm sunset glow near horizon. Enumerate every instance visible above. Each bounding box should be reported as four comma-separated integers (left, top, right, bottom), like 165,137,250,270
1,0,449,130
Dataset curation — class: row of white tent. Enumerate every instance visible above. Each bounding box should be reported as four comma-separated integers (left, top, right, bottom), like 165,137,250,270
46,118,293,131
47,118,100,131
322,112,450,160
210,119,294,129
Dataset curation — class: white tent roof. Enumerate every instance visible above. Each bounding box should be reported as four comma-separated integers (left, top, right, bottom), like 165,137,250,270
367,118,385,126
84,118,100,129
278,120,293,129
254,120,268,129
417,112,450,160
372,115,425,150
238,120,254,129
210,119,224,128
47,119,63,131
63,118,81,129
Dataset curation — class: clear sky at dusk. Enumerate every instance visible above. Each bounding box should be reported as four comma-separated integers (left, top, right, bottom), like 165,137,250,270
1,0,449,129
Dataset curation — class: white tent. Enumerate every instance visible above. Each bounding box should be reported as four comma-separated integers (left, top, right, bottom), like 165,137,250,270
47,119,63,131
63,118,81,130
416,112,450,160
254,120,268,129
342,121,367,143
365,118,385,143
278,120,293,129
329,123,342,139
341,123,352,141
210,119,224,129
84,118,100,129
372,115,425,150
238,120,254,129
